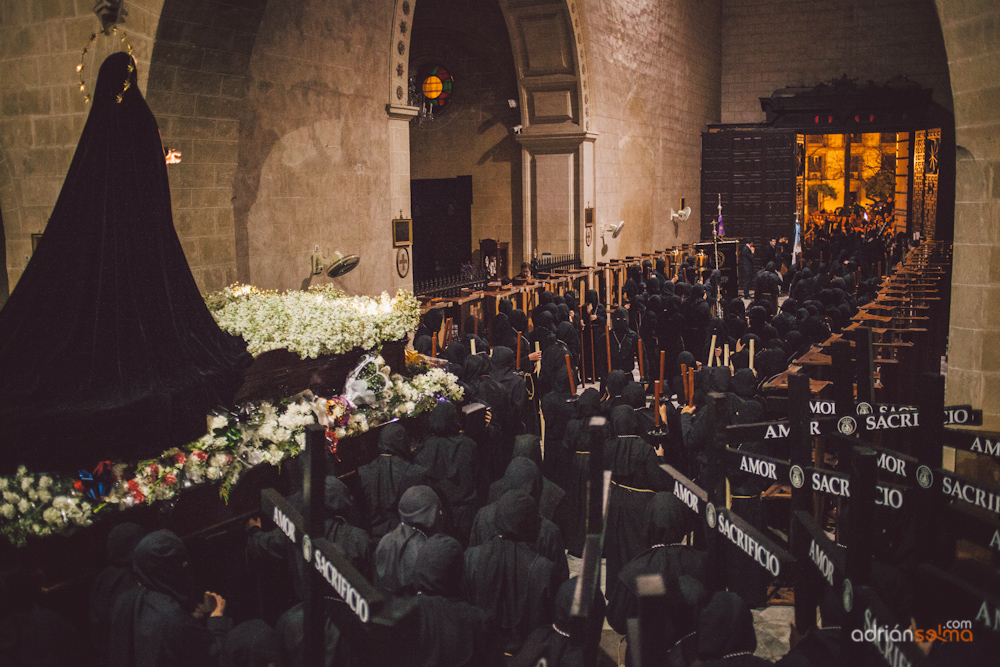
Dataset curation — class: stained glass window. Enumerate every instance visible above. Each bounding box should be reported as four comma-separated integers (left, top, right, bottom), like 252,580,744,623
421,65,453,110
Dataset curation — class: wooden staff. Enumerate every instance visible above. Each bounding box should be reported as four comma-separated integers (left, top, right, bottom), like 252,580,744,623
515,334,521,371
534,341,542,375
687,366,695,407
680,363,689,404
470,338,477,355
658,350,666,390
654,380,662,428
431,331,437,358
723,343,730,368
589,321,597,383
707,334,717,367
637,338,645,379
580,329,587,381
565,354,576,394
749,337,755,373
445,317,453,346
605,322,612,375
473,315,477,337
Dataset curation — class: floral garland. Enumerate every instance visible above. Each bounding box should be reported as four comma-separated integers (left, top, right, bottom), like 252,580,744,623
205,284,421,359
0,366,463,548
1,469,93,547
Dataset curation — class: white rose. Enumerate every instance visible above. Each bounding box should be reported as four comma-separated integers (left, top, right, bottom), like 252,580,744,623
37,490,51,503
209,414,229,430
0,503,14,519
207,466,221,480
17,499,30,513
20,477,31,491
38,476,52,489
42,507,62,524
0,478,8,490
247,450,264,466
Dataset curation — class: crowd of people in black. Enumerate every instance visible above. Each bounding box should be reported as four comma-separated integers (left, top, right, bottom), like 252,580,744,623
4,230,929,667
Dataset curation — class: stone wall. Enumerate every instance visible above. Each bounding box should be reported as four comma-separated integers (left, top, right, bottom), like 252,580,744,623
145,0,266,292
408,0,521,271
721,0,953,124
0,0,164,306
936,0,1000,430
581,0,721,257
233,0,400,295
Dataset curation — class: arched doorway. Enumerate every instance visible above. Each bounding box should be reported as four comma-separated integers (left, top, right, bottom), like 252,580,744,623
386,0,596,286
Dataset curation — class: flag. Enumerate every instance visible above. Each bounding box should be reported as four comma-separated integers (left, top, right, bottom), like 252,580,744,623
792,218,802,268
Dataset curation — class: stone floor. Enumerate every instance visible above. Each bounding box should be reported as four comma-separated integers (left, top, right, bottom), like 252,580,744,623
566,553,794,664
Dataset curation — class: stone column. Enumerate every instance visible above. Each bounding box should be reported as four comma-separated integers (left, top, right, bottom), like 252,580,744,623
937,0,1000,431
386,104,417,292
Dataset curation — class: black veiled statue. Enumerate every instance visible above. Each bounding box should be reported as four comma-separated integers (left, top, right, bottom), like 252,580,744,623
0,52,251,473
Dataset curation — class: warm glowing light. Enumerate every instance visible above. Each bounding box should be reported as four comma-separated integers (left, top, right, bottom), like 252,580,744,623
422,75,443,99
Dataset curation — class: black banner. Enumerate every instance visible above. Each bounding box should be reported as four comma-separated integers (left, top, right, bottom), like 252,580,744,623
796,468,908,510
723,447,791,484
935,469,1000,519
662,464,707,516
261,489,383,622
793,510,845,588
944,428,1000,460
725,416,839,442
708,505,795,578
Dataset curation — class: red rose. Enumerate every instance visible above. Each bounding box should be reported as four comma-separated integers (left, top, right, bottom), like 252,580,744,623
132,490,145,503
127,479,140,492
224,453,233,464
174,452,187,465
163,474,177,486
74,480,84,492
192,451,207,462
148,464,159,478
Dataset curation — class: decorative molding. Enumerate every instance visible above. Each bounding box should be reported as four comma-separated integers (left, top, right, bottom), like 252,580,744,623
387,0,416,113
515,129,597,152
386,104,419,121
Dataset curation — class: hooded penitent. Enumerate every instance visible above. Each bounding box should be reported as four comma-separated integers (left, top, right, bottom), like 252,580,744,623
89,522,144,658
358,422,428,539
464,490,555,655
411,534,495,667
0,53,251,473
109,529,231,667
375,485,440,596
697,592,759,663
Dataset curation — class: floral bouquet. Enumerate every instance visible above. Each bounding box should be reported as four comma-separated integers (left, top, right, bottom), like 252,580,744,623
343,354,391,408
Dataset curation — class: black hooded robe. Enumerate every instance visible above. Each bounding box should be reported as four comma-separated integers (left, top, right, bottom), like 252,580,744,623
0,53,250,473
415,402,482,544
357,422,429,539
408,534,501,667
108,530,232,667
464,491,556,656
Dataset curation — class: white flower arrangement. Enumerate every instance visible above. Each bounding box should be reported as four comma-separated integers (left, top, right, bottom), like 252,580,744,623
0,466,93,548
205,284,421,359
0,368,463,547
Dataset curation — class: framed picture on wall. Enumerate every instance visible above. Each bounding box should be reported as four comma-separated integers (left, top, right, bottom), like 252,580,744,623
585,207,594,229
393,218,412,247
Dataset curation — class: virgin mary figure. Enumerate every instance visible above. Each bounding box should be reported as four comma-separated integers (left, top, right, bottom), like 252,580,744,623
0,52,251,473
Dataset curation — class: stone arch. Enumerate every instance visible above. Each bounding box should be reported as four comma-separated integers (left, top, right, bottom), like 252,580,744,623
388,0,596,271
143,0,268,292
